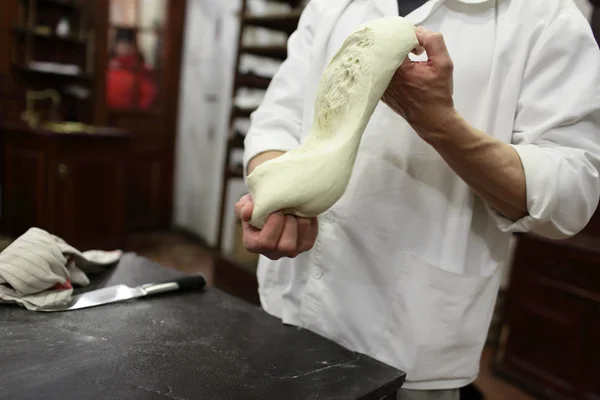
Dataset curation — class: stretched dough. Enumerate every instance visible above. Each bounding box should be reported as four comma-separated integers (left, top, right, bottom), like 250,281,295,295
247,17,418,228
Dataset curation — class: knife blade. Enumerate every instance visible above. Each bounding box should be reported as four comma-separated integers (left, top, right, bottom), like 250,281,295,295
36,274,207,312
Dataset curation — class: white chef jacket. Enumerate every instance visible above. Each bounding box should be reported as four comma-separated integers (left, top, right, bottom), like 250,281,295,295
242,0,600,390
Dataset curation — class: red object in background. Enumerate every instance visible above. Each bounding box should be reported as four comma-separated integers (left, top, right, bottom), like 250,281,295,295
106,53,157,110
52,280,73,290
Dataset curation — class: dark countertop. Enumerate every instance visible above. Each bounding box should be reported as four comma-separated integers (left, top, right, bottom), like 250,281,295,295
0,253,405,400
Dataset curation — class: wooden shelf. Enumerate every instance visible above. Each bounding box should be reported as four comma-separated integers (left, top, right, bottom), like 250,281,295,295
241,45,287,61
109,24,161,35
236,72,272,90
7,0,96,129
228,132,245,149
11,63,92,80
264,0,304,6
226,165,244,179
216,0,305,265
37,0,81,9
12,26,87,44
232,105,257,120
242,9,302,34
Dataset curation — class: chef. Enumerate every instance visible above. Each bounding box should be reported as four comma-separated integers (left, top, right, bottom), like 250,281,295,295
235,0,600,399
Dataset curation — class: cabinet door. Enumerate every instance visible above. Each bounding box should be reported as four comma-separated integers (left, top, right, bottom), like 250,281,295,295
106,114,167,228
581,306,600,400
96,0,186,229
502,274,585,399
55,138,126,250
2,136,48,236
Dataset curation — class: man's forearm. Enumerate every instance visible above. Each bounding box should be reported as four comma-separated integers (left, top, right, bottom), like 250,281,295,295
428,113,528,221
247,151,286,176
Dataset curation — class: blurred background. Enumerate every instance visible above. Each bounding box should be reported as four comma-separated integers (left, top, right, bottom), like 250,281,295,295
0,1,597,399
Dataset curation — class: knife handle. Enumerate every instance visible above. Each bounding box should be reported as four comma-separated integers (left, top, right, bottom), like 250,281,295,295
143,274,207,296
173,274,207,292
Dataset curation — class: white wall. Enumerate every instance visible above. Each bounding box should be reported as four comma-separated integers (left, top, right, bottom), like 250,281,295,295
174,0,289,252
174,0,244,252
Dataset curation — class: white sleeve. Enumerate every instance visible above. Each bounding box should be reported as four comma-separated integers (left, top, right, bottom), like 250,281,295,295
489,10,600,239
242,1,317,175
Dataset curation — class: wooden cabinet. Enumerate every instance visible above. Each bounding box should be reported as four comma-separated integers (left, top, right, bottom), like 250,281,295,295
2,124,129,250
581,307,600,400
93,0,186,229
592,0,600,45
495,233,600,400
106,112,171,229
3,133,46,235
1,0,186,230
4,0,97,125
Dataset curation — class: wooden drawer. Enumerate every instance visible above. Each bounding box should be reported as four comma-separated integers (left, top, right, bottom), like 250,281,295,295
2,126,129,250
513,235,600,299
497,234,600,399
581,308,600,400
502,278,586,398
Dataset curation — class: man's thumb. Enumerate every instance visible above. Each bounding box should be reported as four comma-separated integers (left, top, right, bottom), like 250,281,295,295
241,202,254,222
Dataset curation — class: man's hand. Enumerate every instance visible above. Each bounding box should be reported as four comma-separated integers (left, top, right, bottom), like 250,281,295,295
235,194,319,260
382,27,458,144
383,27,528,221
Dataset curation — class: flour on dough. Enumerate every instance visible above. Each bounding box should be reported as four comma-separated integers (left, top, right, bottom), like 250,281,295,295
246,17,418,228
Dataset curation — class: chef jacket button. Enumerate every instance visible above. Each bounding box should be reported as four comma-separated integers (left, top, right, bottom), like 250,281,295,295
311,267,323,279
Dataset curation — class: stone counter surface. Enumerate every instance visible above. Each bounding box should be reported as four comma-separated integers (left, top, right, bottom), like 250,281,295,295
0,253,405,400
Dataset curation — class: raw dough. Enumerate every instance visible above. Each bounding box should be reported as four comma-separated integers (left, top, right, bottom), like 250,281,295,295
247,17,419,228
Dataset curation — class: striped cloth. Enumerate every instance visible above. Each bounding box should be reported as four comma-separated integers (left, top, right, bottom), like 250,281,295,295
0,228,122,310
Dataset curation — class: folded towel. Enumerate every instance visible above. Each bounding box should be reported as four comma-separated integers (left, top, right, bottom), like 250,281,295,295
0,228,122,310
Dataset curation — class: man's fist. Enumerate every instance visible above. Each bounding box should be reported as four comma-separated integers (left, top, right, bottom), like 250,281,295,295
235,194,319,260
